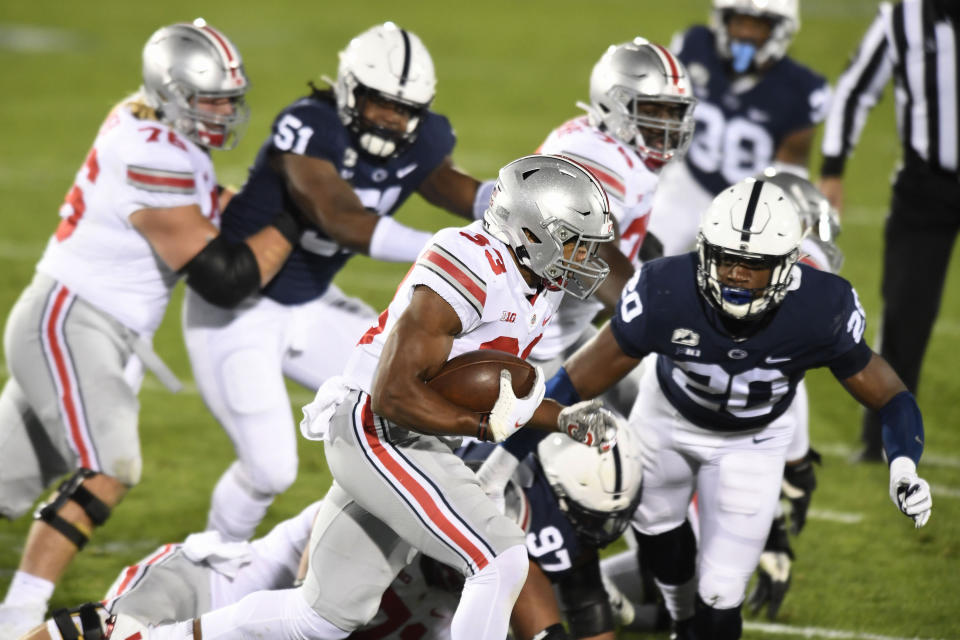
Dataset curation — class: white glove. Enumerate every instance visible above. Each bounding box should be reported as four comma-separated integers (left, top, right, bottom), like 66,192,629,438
557,399,619,452
488,367,545,442
888,457,933,528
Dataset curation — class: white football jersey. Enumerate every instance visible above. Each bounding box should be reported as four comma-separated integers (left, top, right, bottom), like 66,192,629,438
36,104,221,335
354,560,457,640
531,116,660,360
343,220,563,393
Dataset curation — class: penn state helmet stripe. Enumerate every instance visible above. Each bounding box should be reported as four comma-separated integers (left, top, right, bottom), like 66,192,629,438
399,28,411,87
611,442,623,499
740,179,764,243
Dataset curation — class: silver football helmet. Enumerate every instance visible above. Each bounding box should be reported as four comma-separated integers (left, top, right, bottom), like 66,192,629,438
711,0,799,72
537,425,643,547
335,22,436,158
483,154,614,299
583,37,697,172
697,178,803,320
759,167,844,272
141,18,250,150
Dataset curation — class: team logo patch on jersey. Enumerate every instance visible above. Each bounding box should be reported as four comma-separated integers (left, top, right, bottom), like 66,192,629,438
371,168,389,183
671,328,700,347
728,348,748,360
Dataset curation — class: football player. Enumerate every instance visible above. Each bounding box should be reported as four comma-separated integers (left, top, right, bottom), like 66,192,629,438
645,0,830,259
0,20,301,638
527,37,696,410
124,155,616,640
182,22,494,543
23,425,640,640
548,178,932,639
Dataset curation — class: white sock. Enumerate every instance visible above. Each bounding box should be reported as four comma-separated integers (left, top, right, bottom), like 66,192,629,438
207,463,274,542
655,576,697,622
450,545,528,640
199,588,349,640
2,571,54,607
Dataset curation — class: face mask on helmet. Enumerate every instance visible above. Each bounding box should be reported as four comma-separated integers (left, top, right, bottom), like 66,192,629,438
141,19,251,151
696,179,803,320
585,37,697,173
482,155,614,299
537,430,643,548
710,0,799,73
334,23,436,159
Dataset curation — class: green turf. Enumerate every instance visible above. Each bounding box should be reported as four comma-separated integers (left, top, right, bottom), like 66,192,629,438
1,1,959,638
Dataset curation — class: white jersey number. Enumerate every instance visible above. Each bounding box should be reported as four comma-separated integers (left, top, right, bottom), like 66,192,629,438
687,102,774,184
670,361,789,419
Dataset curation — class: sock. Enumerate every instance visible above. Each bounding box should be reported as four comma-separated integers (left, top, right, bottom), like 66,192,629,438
450,545,528,639
656,576,697,622
199,588,349,639
207,463,274,542
2,571,54,607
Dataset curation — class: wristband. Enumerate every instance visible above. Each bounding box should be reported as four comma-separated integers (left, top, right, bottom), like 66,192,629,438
476,415,490,442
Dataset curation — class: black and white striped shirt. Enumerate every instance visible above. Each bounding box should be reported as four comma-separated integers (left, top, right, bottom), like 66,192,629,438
821,0,960,176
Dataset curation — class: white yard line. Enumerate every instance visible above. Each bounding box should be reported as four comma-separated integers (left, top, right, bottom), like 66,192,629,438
818,443,960,470
745,621,949,640
807,509,863,524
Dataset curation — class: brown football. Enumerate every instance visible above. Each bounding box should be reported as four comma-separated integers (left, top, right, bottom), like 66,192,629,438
426,350,536,413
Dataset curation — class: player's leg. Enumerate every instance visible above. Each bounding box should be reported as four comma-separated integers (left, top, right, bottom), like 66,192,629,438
693,417,792,639
629,367,700,629
281,284,377,390
325,393,528,639
645,162,714,257
182,290,297,540
860,180,960,459
1,278,138,636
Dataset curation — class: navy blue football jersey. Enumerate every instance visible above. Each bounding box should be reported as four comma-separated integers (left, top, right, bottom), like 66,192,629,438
675,26,830,195
220,93,456,304
610,254,872,432
457,442,586,579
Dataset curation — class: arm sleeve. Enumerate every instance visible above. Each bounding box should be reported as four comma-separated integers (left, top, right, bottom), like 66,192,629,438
879,391,925,465
820,5,895,176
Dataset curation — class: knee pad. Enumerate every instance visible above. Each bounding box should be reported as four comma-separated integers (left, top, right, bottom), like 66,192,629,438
694,594,742,640
232,456,296,499
49,602,109,639
556,556,614,637
34,469,111,549
636,520,697,585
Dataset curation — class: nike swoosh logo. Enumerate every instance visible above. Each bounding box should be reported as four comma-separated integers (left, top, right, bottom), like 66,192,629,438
764,356,791,364
396,163,418,179
753,435,775,444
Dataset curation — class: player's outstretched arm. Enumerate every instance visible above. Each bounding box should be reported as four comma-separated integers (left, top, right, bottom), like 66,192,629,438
564,321,645,401
417,156,483,220
841,353,933,527
372,286,491,438
130,204,298,307
272,152,431,261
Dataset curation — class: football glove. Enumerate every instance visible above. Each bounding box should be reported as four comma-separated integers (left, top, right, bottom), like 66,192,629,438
747,514,793,620
888,457,932,528
781,448,821,535
556,399,619,451
488,367,545,442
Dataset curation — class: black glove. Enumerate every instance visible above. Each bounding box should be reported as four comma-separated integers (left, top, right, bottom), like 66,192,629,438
782,447,821,535
747,514,794,620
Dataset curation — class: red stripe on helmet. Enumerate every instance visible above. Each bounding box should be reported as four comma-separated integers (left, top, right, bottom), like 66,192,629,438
652,43,682,89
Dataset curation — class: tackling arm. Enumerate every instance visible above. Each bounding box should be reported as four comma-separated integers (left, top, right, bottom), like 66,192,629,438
565,321,645,401
417,156,483,220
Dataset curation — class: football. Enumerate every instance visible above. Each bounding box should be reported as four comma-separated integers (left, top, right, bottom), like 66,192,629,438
426,349,537,413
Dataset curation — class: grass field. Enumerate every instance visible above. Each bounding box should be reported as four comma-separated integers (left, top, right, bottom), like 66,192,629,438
1,1,959,638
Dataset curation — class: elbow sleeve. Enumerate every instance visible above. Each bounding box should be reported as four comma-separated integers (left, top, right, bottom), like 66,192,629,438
183,235,261,308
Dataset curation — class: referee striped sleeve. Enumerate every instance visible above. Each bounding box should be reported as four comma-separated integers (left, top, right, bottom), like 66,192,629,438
821,5,894,175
